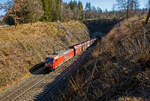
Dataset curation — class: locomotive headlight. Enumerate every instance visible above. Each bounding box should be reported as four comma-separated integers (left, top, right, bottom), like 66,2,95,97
45,63,48,67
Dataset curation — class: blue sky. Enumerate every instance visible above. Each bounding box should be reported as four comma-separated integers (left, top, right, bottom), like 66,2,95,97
0,0,9,16
0,0,149,16
63,0,149,10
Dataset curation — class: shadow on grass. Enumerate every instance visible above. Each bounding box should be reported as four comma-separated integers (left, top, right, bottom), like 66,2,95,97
29,62,50,75
33,42,94,101
33,19,125,101
96,73,150,101
33,46,150,101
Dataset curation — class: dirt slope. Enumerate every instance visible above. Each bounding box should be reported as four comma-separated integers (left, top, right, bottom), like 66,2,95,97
47,16,150,101
0,21,90,90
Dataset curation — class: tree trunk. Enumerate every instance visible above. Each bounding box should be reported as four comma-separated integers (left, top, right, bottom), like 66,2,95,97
145,9,150,24
126,0,130,19
126,8,129,19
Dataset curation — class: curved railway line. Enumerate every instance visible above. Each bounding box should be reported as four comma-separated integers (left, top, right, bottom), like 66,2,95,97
0,55,79,101
38,45,95,101
0,40,97,101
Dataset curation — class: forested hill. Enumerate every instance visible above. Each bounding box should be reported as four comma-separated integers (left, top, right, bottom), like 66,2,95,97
3,0,102,25
2,0,149,25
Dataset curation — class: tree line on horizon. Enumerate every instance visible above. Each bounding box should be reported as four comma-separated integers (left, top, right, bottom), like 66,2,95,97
0,0,103,25
0,0,149,25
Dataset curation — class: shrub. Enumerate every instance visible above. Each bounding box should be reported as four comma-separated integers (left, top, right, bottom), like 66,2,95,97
3,15,15,25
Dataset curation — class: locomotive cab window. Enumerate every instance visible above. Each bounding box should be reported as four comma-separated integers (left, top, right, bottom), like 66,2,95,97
65,54,69,58
46,58,54,63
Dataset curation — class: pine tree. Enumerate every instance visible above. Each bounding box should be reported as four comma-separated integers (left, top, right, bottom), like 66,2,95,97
78,1,83,20
128,0,139,10
54,0,61,21
85,2,92,19
68,0,77,10
85,2,91,11
116,0,127,11
78,1,83,11
116,0,139,18
42,0,52,21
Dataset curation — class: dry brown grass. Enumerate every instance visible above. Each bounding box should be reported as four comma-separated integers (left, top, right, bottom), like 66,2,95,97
0,21,90,90
118,97,145,101
50,16,150,101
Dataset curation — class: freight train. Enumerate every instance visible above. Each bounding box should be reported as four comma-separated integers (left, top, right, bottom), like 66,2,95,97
44,38,97,71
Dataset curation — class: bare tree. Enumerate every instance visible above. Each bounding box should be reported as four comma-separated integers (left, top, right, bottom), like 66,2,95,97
19,0,44,23
116,0,127,11
116,0,139,18
60,3,74,21
116,0,129,18
128,0,139,14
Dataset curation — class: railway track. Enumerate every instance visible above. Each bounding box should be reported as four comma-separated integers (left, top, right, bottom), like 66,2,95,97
0,41,97,101
0,56,79,101
0,25,9,28
37,44,96,101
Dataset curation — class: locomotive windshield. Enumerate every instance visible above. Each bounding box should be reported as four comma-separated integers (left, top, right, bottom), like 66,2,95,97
46,58,53,63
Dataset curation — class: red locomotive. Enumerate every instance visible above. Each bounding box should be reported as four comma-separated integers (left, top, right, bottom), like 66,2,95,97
45,38,96,71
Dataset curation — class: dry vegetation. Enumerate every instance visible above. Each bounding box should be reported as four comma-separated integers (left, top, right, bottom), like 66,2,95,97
0,21,90,90
50,16,150,101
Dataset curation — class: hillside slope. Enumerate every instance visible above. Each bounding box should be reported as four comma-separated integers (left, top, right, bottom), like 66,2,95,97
48,16,150,101
0,21,90,90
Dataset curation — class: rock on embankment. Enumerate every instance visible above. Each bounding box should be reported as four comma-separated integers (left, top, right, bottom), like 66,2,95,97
0,21,90,90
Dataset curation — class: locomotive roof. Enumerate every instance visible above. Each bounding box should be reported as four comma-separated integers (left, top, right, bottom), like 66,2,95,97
47,49,73,59
46,38,96,59
55,49,73,59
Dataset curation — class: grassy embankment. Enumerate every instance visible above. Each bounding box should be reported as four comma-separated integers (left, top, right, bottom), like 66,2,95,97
50,16,150,101
0,21,90,91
